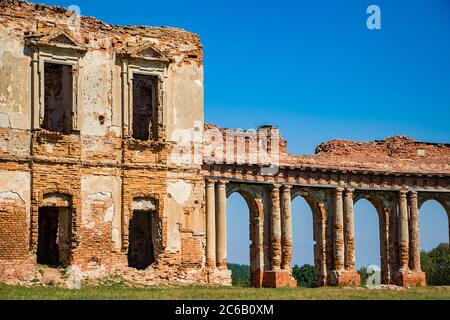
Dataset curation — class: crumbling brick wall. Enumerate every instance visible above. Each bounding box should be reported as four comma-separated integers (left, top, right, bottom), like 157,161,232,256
0,0,207,286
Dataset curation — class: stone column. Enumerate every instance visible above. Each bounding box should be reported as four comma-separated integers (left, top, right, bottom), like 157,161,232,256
206,180,216,268
281,185,293,271
334,188,345,271
271,185,282,270
398,191,409,272
343,188,355,270
408,191,421,272
215,180,228,269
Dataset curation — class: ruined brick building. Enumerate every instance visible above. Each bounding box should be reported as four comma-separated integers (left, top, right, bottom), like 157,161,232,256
0,0,449,288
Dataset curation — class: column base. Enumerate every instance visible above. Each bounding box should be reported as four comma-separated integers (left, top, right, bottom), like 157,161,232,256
394,270,426,287
328,269,361,286
207,268,232,286
250,269,264,288
263,270,297,288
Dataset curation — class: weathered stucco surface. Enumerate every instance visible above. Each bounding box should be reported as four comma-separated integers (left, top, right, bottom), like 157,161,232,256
0,0,448,288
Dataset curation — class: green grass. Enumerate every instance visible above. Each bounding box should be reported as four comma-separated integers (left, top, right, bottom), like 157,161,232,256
1,284,450,300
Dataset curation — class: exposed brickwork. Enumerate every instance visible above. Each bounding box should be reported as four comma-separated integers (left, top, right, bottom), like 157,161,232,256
395,271,427,287
0,0,203,66
0,0,449,289
263,270,297,288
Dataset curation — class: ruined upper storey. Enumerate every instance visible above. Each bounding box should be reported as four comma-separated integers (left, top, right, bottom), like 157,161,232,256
292,136,450,174
203,124,450,175
0,0,203,64
0,0,204,145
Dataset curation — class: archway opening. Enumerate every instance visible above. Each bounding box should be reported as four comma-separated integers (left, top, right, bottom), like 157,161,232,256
128,197,157,270
37,207,71,266
354,198,381,284
291,196,315,287
419,200,448,251
226,192,252,287
128,210,154,270
37,194,73,267
419,199,449,286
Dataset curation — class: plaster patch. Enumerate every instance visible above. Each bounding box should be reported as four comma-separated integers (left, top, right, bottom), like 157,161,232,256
132,198,156,211
0,112,11,128
0,191,24,203
83,192,113,229
167,180,192,205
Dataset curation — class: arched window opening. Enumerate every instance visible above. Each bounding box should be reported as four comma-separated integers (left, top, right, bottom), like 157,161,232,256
291,196,315,287
354,198,381,284
419,199,449,286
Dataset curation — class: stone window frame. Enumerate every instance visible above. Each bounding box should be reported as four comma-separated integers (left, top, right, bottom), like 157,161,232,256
119,44,171,141
25,30,86,134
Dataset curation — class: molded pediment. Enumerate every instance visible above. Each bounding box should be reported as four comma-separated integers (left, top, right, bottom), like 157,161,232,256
125,43,170,63
25,29,86,52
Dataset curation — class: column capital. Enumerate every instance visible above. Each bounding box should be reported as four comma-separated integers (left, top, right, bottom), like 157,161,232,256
282,185,293,191
272,184,282,191
335,187,345,195
409,190,418,198
399,190,408,198
217,180,229,186
344,187,355,194
206,179,216,187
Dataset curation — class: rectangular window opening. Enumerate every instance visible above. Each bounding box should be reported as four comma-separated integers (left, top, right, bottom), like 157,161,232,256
43,62,73,134
132,74,157,141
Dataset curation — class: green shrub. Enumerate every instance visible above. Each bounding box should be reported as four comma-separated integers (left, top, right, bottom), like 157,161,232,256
421,243,450,286
292,264,315,287
228,263,250,287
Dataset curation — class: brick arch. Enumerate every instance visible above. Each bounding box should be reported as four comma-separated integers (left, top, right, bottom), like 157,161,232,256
418,194,450,213
226,186,261,217
42,193,72,207
418,194,450,245
226,184,265,287
290,189,328,286
31,188,78,253
37,187,76,206
34,190,76,266
353,192,391,284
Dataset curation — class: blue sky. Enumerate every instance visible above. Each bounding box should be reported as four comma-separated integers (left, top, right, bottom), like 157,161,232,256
38,0,450,268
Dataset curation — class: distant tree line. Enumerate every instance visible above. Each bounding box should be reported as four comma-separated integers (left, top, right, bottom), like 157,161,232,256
228,263,250,287
228,263,315,287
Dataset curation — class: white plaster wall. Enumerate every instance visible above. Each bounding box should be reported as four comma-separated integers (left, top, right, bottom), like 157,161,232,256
79,51,113,137
165,63,204,140
0,170,31,222
0,29,32,130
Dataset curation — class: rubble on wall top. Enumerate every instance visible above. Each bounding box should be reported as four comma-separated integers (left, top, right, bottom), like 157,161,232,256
0,0,203,64
204,124,450,174
315,135,449,156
